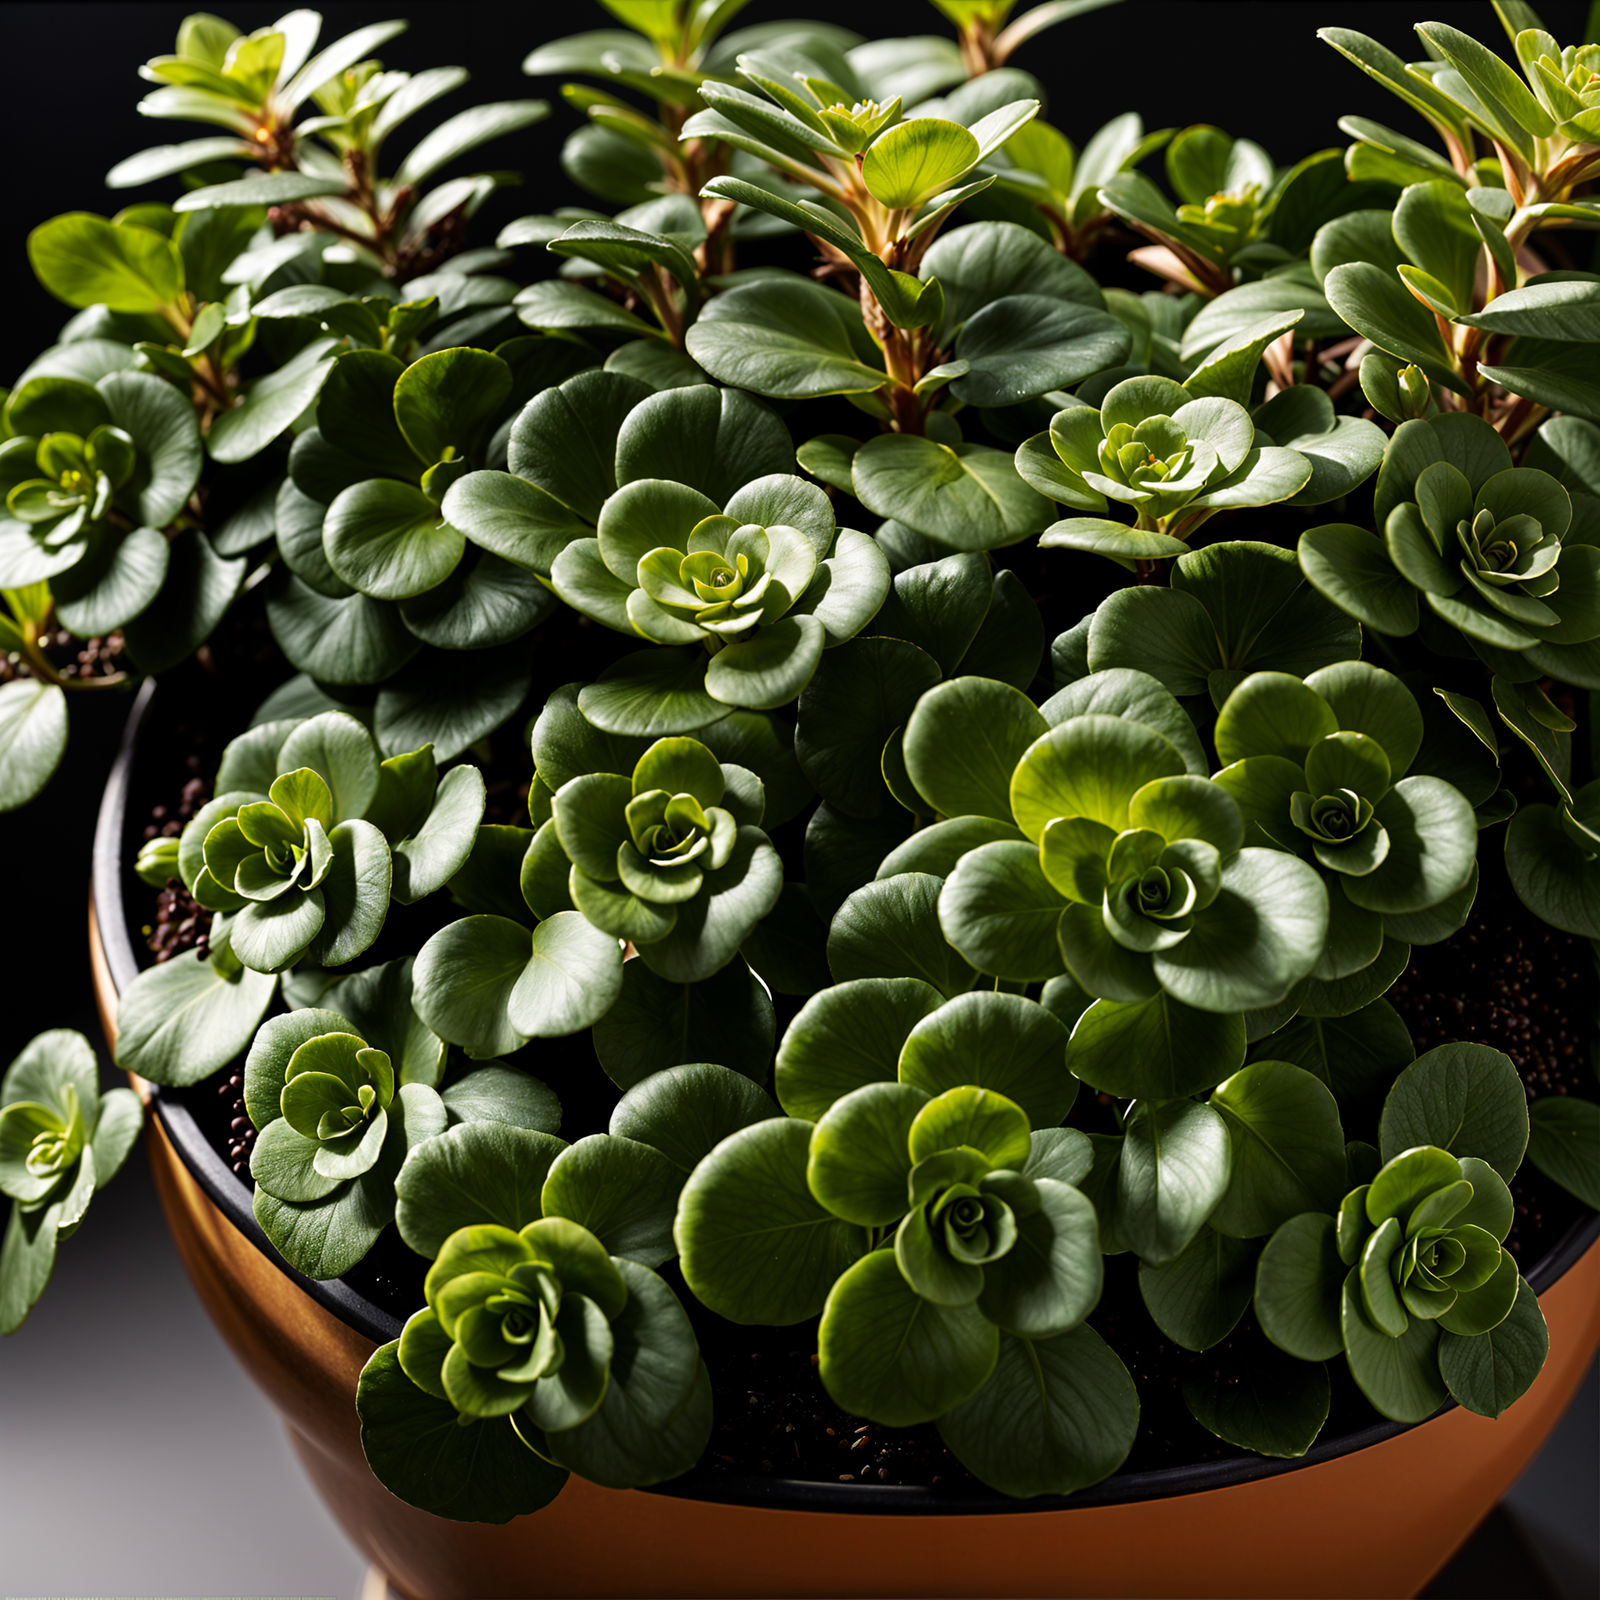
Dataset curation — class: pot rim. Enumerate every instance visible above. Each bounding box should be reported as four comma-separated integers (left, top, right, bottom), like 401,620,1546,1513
93,675,1600,1517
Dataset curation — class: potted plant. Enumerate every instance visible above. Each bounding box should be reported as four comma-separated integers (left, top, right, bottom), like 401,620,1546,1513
3,0,1598,1595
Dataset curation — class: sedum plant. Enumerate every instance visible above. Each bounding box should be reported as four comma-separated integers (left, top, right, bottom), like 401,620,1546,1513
0,1031,142,1333
7,0,1598,1538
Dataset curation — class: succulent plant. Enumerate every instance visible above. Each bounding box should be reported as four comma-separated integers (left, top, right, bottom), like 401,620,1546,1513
542,734,783,984
1211,663,1479,982
550,473,888,729
1016,375,1313,563
0,373,204,641
0,1030,142,1332
244,1011,449,1278
1300,414,1600,681
1255,1044,1546,1424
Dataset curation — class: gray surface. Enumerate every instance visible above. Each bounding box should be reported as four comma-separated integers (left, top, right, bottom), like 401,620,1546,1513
1503,1358,1600,1600
0,1137,369,1599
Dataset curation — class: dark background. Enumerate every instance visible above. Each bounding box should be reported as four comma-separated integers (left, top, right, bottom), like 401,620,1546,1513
0,3,1594,1596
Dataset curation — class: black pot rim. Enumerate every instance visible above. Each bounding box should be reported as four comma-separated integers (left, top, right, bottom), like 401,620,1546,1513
94,677,1600,1518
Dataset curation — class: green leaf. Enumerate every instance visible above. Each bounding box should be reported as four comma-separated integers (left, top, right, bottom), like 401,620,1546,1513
28,213,184,313
977,1177,1102,1338
52,525,169,638
122,528,245,677
542,1263,710,1489
1505,801,1600,939
899,991,1074,1129
541,1134,682,1267
1184,309,1304,408
1039,668,1208,778
1526,1097,1600,1210
1263,1000,1416,1110
704,614,828,712
356,1342,568,1522
1010,714,1185,842
1068,989,1244,1099
0,681,68,811
0,1194,60,1335
828,872,977,999
508,369,650,524
1323,263,1463,396
441,471,590,580
938,841,1068,984
393,1120,565,1257
88,1086,143,1187
818,1248,998,1426
254,1084,444,1279
685,276,887,399
1298,523,1420,638
100,368,204,526
1438,1275,1547,1419
635,827,784,985
903,676,1048,823
395,100,551,185
174,172,350,212
113,949,276,1086
209,339,339,464
615,386,794,505
937,1324,1138,1498
1209,1061,1347,1238
1118,1099,1231,1265
305,819,391,968
775,976,945,1121
578,649,724,739
806,1081,934,1228
390,764,485,904
1378,1042,1529,1183
439,1063,559,1131
1183,1330,1330,1458
951,297,1130,409
1254,1212,1345,1360
676,1117,867,1324
1341,1272,1448,1423
593,958,774,1092
324,480,466,601
1139,1226,1257,1352
863,116,981,208
413,915,534,1059
1145,848,1325,1013
508,912,626,1037
852,436,1052,552
795,636,942,819
609,1063,778,1175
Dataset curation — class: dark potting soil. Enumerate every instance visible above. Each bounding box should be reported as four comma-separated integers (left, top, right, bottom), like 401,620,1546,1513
125,644,1598,1489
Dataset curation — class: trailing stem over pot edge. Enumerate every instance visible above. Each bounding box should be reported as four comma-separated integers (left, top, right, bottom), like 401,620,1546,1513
0,0,1597,1528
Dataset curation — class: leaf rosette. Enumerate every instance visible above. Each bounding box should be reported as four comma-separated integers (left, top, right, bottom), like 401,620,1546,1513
1211,664,1477,980
1257,1143,1541,1423
0,371,203,633
550,473,888,725
900,680,1330,1014
245,1015,448,1278
1018,374,1312,564
545,734,784,983
1301,412,1599,676
0,1030,141,1333
171,710,483,975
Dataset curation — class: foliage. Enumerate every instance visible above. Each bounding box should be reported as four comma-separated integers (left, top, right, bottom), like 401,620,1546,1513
0,1031,142,1333
4,0,1595,1530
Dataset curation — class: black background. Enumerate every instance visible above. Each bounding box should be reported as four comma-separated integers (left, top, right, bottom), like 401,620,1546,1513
0,3,1594,1596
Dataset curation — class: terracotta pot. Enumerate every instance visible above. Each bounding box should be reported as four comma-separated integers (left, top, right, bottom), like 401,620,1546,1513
92,681,1600,1600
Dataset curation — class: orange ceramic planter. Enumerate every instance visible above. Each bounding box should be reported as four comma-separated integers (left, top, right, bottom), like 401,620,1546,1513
90,894,1600,1600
